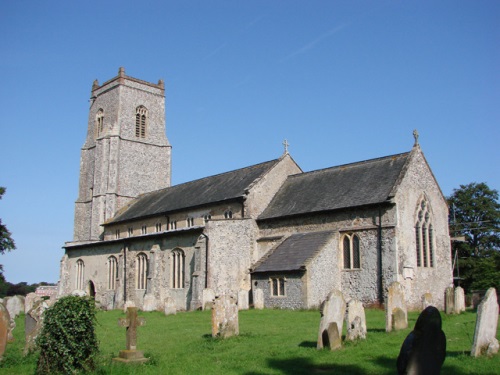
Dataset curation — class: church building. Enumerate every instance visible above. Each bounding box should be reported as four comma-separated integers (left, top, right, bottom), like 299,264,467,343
59,68,453,311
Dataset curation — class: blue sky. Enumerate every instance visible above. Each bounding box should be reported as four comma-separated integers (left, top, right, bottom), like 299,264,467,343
0,1,498,284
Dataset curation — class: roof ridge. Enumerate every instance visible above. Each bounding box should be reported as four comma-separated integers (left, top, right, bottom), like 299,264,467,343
288,151,410,179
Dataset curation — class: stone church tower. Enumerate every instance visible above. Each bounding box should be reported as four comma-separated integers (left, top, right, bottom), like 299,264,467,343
73,68,172,242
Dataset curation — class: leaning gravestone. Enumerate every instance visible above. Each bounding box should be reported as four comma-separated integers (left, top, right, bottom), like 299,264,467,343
113,307,148,364
0,304,10,358
397,306,446,375
345,299,367,341
322,322,342,351
422,292,433,310
24,299,50,354
253,288,264,310
317,289,345,349
386,282,407,332
5,295,25,319
454,286,465,314
445,286,455,314
470,288,499,357
212,294,239,338
25,293,42,314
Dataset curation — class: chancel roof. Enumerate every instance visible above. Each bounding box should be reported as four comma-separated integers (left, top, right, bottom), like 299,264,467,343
253,231,335,272
258,152,410,220
108,159,280,224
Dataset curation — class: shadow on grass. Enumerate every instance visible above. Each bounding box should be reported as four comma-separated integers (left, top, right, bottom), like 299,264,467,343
244,357,369,375
298,341,316,348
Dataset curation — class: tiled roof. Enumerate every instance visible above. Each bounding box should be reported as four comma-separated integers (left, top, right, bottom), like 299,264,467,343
253,231,335,272
258,152,409,220
108,159,280,224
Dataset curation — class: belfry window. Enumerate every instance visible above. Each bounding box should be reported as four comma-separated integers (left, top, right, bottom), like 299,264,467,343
171,249,185,289
96,109,104,138
108,256,118,290
136,253,148,290
415,198,434,267
342,234,361,269
76,259,85,290
135,106,147,138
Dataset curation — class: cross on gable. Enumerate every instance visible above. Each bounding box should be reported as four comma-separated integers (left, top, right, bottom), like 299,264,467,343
282,139,289,154
118,307,146,350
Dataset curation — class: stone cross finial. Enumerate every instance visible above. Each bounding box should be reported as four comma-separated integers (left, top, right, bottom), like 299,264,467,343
118,307,146,350
282,139,289,154
413,129,419,146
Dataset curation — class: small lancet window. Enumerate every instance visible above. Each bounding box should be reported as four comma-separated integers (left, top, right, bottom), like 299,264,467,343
171,249,185,289
342,234,361,270
136,253,148,290
108,256,118,290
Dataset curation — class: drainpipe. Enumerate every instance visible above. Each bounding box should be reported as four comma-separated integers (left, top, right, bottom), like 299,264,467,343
123,244,127,304
378,206,384,304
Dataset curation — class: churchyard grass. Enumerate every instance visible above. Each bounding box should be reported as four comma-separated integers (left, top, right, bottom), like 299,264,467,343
1,308,498,374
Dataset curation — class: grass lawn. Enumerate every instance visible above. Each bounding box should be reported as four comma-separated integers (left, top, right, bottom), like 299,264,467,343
0,307,498,374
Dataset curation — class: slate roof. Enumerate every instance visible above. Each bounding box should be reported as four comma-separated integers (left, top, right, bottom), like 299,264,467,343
108,159,280,224
258,152,410,220
253,231,335,272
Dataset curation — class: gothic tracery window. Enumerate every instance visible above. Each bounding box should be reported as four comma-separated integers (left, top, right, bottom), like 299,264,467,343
135,106,147,138
171,249,185,289
415,198,434,267
342,234,361,269
136,253,148,290
108,256,118,290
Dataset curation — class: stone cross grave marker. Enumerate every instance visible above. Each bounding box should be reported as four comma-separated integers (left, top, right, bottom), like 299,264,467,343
113,307,148,364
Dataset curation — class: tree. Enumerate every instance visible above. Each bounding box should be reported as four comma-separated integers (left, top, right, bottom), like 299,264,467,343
448,182,500,292
0,187,16,273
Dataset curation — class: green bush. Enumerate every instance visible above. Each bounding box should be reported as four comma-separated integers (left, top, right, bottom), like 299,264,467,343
35,295,99,374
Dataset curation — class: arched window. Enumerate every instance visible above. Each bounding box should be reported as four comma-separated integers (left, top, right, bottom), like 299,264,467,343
96,109,104,138
76,259,85,290
108,256,118,290
342,234,361,270
136,253,148,290
224,210,233,219
135,106,147,138
415,198,434,267
171,249,185,289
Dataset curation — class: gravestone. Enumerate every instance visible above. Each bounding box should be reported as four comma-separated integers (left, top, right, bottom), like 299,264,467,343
471,288,499,357
393,308,407,331
317,289,345,349
238,290,249,310
211,294,239,338
142,294,157,312
0,304,10,358
322,322,342,351
397,306,446,375
345,299,367,341
164,297,176,315
253,288,264,310
24,293,42,314
202,288,215,311
113,307,148,364
454,286,465,314
445,286,455,314
24,300,50,354
5,295,25,319
422,292,433,310
386,282,407,332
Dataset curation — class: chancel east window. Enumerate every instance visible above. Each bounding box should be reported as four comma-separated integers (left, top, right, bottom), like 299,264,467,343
171,249,185,289
76,259,85,290
270,277,285,296
415,198,434,267
342,234,361,269
108,256,118,290
136,253,148,290
135,106,147,138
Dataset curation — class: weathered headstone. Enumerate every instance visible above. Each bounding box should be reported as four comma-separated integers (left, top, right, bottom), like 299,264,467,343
0,304,10,358
24,293,42,314
393,308,407,331
113,307,148,364
202,288,215,311
317,289,345,349
24,300,50,354
345,299,367,341
142,294,157,312
471,288,499,357
322,322,342,351
211,294,239,338
454,286,465,314
422,292,433,310
386,282,407,332
238,290,249,311
164,297,177,316
397,306,446,375
253,288,264,310
5,295,25,319
445,286,455,314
